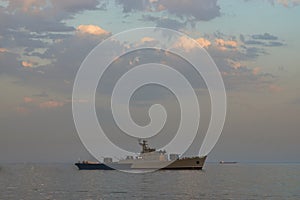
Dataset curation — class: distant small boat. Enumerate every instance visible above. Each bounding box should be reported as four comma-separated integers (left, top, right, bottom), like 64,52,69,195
219,161,237,164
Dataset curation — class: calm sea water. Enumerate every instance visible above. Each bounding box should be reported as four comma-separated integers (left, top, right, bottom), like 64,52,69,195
0,163,299,200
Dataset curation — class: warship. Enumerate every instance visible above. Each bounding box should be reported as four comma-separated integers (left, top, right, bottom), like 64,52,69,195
75,140,207,170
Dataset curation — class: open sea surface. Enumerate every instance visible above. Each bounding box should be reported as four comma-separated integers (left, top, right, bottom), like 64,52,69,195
0,163,299,200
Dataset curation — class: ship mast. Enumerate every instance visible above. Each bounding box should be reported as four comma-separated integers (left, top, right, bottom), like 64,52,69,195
139,140,156,153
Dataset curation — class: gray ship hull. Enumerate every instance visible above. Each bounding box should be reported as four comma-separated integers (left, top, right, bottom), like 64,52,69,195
75,156,207,170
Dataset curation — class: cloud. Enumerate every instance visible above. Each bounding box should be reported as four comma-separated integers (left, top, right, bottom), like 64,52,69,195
158,0,220,21
252,67,261,75
39,29,113,82
196,38,211,48
51,0,103,13
39,100,65,108
0,0,102,71
117,0,220,21
115,0,153,12
32,91,49,98
266,41,284,47
252,33,278,40
195,32,281,91
141,37,156,43
24,97,35,103
160,31,278,92
0,0,282,103
76,24,110,36
7,0,48,13
15,106,30,114
269,84,283,92
241,40,265,46
172,36,211,51
245,0,300,7
4,28,116,98
141,15,187,30
240,33,285,47
227,59,243,69
172,36,199,52
215,38,238,51
0,48,9,53
21,60,35,68
7,0,102,14
169,36,211,52
18,95,67,112
243,46,267,58
276,0,300,7
0,0,106,94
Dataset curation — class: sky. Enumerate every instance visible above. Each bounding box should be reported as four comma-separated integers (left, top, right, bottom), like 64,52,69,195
0,0,300,163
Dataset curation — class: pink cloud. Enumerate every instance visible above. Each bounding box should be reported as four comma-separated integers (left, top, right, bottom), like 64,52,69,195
21,60,35,68
39,100,65,109
0,48,9,53
276,0,300,7
215,38,238,51
221,71,229,76
15,106,29,114
66,99,89,103
196,38,211,48
157,4,166,11
76,24,110,36
252,67,261,75
8,0,48,13
269,84,283,92
227,59,242,70
173,36,211,52
23,96,34,103
141,37,155,43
